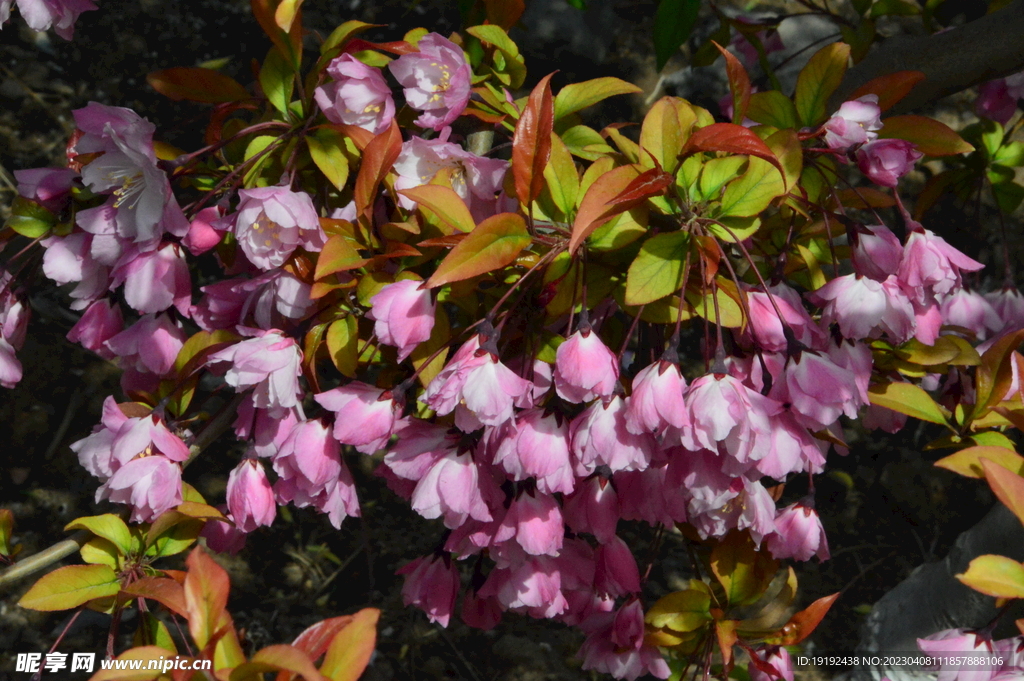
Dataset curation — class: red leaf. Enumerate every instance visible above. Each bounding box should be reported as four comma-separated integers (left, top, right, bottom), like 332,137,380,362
981,458,1024,529
184,547,231,649
878,115,975,156
354,122,402,224
147,68,250,103
568,164,642,254
123,577,187,617
343,38,416,56
320,608,380,681
513,72,556,208
290,616,355,662
607,166,673,209
682,123,785,177
314,235,368,280
850,70,926,112
329,124,374,151
418,235,467,248
483,0,526,29
767,592,839,646
712,41,751,125
251,0,303,68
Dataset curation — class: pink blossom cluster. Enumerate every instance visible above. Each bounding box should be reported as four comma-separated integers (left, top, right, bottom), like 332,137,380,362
918,629,1024,680
975,71,1024,124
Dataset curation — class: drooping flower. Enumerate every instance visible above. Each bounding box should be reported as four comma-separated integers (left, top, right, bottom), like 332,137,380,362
497,491,564,557
315,54,395,134
233,395,303,458
97,455,182,523
563,475,619,543
110,241,191,316
315,382,401,454
767,501,829,562
812,274,916,343
410,449,495,528
593,535,641,598
226,458,277,533
823,95,882,150
3,0,97,39
742,283,823,352
207,329,303,409
986,286,1024,334
940,288,1001,340
230,186,325,270
856,138,923,187
850,223,904,282
771,350,865,428
388,33,472,131
749,646,795,681
368,279,436,361
67,298,123,360
492,409,575,495
73,102,188,247
393,133,509,222
571,396,657,475
273,418,359,529
554,326,620,403
104,312,187,379
14,167,78,213
917,629,997,681
625,360,688,435
682,373,781,464
897,226,984,305
398,553,461,627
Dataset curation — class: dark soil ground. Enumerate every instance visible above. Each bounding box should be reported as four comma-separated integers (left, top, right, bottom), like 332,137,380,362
0,1,1020,680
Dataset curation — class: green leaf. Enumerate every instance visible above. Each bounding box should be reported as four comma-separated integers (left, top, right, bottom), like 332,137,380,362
0,509,14,556
698,158,746,201
307,129,350,190
145,514,203,559
794,42,851,127
18,564,120,611
868,382,950,425
746,91,799,130
134,612,178,653
425,213,531,288
320,608,380,681
243,135,279,187
994,141,1024,167
320,20,378,57
6,197,57,238
399,184,476,234
992,182,1024,214
79,538,120,569
326,316,358,378
466,25,526,89
707,215,760,243
543,133,580,217
974,329,1024,420
640,97,698,175
957,554,1024,599
652,0,700,71
260,46,295,116
877,115,974,156
625,231,690,306
718,157,785,217
560,124,615,161
710,531,778,607
65,514,132,556
869,0,921,17
315,235,369,280
645,589,712,633
935,446,1024,479
230,645,323,681
553,77,643,120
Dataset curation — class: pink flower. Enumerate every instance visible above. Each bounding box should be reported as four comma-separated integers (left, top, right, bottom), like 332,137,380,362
625,360,688,434
767,501,829,561
14,167,77,213
986,287,1024,334
823,95,882,150
273,418,360,529
67,298,123,360
498,491,564,556
110,242,191,316
772,351,865,428
393,133,509,222
479,554,568,619
104,313,186,377
730,22,784,69
0,273,29,352
70,396,129,480
411,449,495,528
230,186,325,270
897,227,984,305
492,409,574,494
610,599,646,651
97,455,182,523
73,102,188,247
856,138,923,187
812,274,915,342
397,554,460,627
315,382,400,454
579,625,670,681
424,335,531,428
742,284,822,352
200,512,247,555
615,465,688,526
571,396,657,475
554,327,619,403
757,409,826,479
208,329,303,409
593,535,640,598
461,590,503,630
749,646,794,681
368,280,436,361
233,396,303,458
862,402,908,434
315,54,395,134
0,337,22,389
5,0,96,39
388,33,471,131
691,478,776,544
226,458,276,533
918,629,997,681
563,475,619,543
940,288,1001,340
850,223,903,281
682,373,781,464
41,232,113,310
976,78,1019,124
182,205,226,256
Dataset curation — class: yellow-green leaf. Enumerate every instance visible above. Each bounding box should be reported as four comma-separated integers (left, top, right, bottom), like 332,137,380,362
89,646,170,681
746,91,799,130
326,317,358,378
868,382,950,425
80,538,121,569
308,130,350,190
794,42,851,127
625,231,690,306
957,554,1024,599
18,564,120,611
878,115,975,156
698,157,746,201
645,589,712,633
543,133,579,217
425,213,531,288
718,157,785,217
553,77,642,121
710,531,778,607
0,508,13,556
639,96,697,175
320,608,380,681
230,645,324,681
260,46,295,116
936,446,1024,479
315,235,368,280
399,185,475,234
982,458,1024,529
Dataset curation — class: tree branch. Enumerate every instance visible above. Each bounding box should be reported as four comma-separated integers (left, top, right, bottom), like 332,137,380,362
831,0,1024,114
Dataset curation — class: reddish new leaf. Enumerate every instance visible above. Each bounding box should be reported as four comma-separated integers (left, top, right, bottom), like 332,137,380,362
607,167,674,209
123,577,187,617
425,213,531,288
982,459,1024,529
343,38,416,56
849,70,926,112
315,236,368,280
231,645,325,681
330,124,374,151
974,329,1024,419
320,608,380,681
712,41,751,125
877,115,975,156
354,121,402,223
681,123,785,178
289,616,355,663
569,164,642,254
484,0,525,29
513,72,556,209
767,592,839,646
184,547,231,649
251,0,304,68
147,68,250,104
